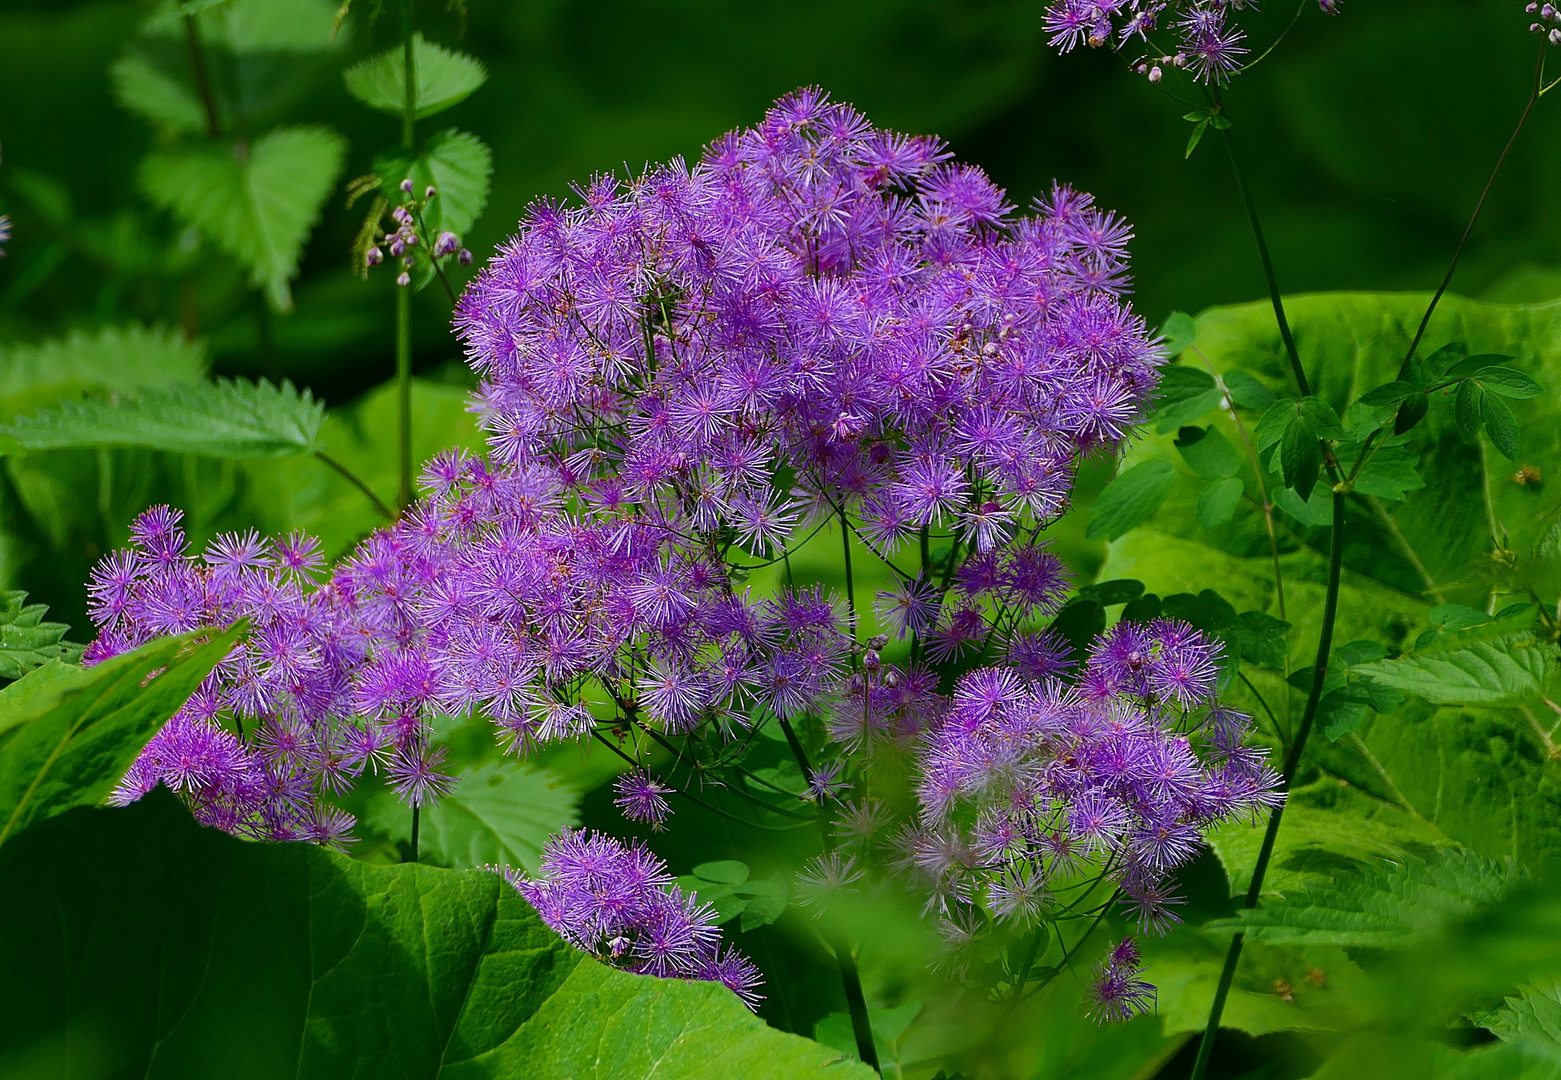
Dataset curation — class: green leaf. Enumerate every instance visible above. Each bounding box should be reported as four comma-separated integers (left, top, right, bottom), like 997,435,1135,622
1229,611,1291,667
1048,599,1106,666
1185,118,1209,158
1254,397,1299,451
1484,985,1561,1061
1476,365,1544,399
0,793,872,1080
1357,381,1419,409
1176,425,1242,479
1223,370,1278,411
1198,477,1245,528
1443,352,1516,380
1482,391,1522,460
1319,684,1372,740
1086,459,1177,540
0,592,81,681
1352,631,1552,708
1159,312,1198,358
1075,579,1145,605
694,860,752,885
139,125,348,311
1280,418,1322,500
1351,445,1425,501
110,51,206,136
1454,378,1485,438
0,324,207,421
0,624,243,849
1298,396,1349,440
344,32,488,119
740,890,788,931
366,759,579,873
1393,391,1429,435
1161,589,1236,632
374,127,493,237
0,378,325,459
1205,848,1521,948
1154,366,1222,432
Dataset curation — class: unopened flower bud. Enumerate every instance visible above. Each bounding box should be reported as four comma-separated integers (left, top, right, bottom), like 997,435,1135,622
389,239,406,257
396,271,411,287
400,178,414,194
425,185,437,200
404,231,419,246
392,206,412,226
1148,64,1163,82
434,230,461,257
403,254,415,269
867,634,888,650
457,249,472,266
863,649,881,672
883,667,901,689
1551,26,1561,42
365,245,383,266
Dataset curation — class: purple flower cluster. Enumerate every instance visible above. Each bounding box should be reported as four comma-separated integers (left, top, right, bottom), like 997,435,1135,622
88,506,446,843
903,618,1281,955
1043,1,1341,84
1089,937,1154,1022
502,829,762,1008
1522,0,1561,43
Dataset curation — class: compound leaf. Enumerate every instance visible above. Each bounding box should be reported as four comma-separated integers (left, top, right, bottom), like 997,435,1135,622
374,127,493,237
1086,459,1177,541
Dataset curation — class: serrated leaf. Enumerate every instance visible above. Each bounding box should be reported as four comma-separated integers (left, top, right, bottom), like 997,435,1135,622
147,0,340,50
0,625,243,849
1206,848,1521,948
1198,476,1245,528
1176,425,1242,479
110,51,207,136
344,32,488,119
1484,984,1561,1061
374,127,493,237
367,758,579,873
0,592,80,682
0,793,872,1080
0,378,325,459
1086,459,1177,540
1154,366,1222,432
0,324,207,421
1482,391,1522,460
1352,632,1552,707
139,125,347,311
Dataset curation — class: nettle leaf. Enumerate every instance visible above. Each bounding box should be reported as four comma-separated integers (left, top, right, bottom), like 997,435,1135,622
139,125,348,311
1484,984,1561,1061
0,625,242,849
0,592,81,682
1352,629,1553,708
1154,365,1222,432
0,793,869,1080
374,127,493,237
344,32,488,119
0,378,325,459
1206,848,1521,948
366,759,579,873
1086,459,1177,541
110,51,206,136
0,324,207,420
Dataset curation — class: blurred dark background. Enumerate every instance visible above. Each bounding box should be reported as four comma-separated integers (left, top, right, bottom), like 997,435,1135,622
1,0,1556,633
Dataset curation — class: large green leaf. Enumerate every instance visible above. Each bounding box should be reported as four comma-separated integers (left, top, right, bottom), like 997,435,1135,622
344,33,488,120
1353,629,1554,707
0,793,874,1080
366,759,580,873
0,378,325,459
0,591,81,682
139,125,347,311
110,51,208,137
0,324,207,420
375,127,494,238
0,624,242,848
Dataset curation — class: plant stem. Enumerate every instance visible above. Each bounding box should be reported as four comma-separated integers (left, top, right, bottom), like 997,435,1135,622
840,511,858,645
396,0,416,512
1220,130,1309,398
182,13,222,138
1189,490,1345,1080
1396,40,1548,381
774,715,881,1073
315,451,396,520
410,805,420,862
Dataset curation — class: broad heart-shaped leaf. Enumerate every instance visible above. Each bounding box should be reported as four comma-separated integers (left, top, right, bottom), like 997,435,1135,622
139,125,347,311
1204,847,1521,947
0,624,242,849
365,759,580,873
375,127,494,238
0,591,81,682
344,32,489,120
0,378,325,458
0,323,206,420
0,793,873,1080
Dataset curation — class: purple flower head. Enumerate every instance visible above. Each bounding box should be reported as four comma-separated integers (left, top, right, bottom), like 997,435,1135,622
1089,936,1155,1022
613,768,674,829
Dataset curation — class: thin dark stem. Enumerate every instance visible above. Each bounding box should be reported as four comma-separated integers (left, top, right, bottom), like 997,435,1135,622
1189,491,1345,1080
839,512,858,645
314,451,396,520
1396,40,1547,381
1220,130,1309,398
396,0,416,511
182,14,221,138
409,805,420,862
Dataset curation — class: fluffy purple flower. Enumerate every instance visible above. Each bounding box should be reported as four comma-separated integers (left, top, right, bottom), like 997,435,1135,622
502,830,762,1007
614,768,674,829
1043,0,1310,84
1089,937,1154,1022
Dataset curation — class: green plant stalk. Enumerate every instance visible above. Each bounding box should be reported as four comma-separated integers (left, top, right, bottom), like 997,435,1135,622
774,715,881,1073
1189,490,1345,1080
409,805,420,863
182,13,221,138
396,0,416,513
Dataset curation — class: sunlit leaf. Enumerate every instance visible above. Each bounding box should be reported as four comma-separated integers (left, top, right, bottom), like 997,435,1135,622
344,32,488,119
